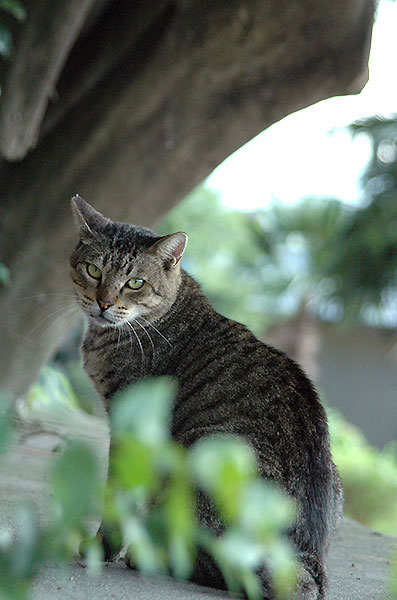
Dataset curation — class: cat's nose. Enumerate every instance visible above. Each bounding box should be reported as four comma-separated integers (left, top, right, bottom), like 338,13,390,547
97,299,113,312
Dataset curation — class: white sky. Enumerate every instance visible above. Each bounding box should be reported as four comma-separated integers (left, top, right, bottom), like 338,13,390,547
206,0,397,210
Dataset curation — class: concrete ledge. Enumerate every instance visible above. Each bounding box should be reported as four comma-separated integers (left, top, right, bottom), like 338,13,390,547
28,518,395,600
1,410,395,599
327,518,395,600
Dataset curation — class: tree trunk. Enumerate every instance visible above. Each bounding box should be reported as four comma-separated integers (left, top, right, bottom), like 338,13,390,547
0,0,375,398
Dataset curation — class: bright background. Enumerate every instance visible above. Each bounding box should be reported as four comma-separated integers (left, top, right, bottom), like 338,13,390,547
207,0,397,210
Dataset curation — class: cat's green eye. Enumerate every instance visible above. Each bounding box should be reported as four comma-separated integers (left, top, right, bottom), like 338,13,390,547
126,277,145,290
86,263,102,280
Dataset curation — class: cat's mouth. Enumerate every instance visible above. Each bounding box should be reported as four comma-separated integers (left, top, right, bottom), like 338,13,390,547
90,312,116,328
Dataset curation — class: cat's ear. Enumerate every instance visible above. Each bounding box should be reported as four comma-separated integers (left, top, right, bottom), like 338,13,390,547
71,195,109,236
150,232,188,268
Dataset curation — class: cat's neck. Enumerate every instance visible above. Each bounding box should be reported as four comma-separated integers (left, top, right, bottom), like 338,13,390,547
159,270,213,336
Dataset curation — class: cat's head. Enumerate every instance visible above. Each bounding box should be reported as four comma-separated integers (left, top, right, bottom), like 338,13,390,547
70,195,187,328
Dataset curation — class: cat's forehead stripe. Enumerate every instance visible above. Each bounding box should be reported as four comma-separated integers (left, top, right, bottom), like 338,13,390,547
100,223,154,271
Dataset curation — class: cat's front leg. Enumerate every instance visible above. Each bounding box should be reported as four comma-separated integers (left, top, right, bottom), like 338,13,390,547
255,564,321,600
96,523,123,562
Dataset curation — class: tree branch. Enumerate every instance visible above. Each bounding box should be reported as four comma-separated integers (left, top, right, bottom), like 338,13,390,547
0,0,100,161
0,0,376,397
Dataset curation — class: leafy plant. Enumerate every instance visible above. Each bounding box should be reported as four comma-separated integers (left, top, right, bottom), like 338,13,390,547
25,365,81,412
328,408,397,535
27,362,397,539
106,378,297,599
0,379,298,600
0,431,103,599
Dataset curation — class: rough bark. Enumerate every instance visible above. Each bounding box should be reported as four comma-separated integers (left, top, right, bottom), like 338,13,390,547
0,0,98,161
0,0,375,398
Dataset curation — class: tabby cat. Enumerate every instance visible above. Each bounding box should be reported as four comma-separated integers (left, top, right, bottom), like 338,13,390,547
70,195,342,599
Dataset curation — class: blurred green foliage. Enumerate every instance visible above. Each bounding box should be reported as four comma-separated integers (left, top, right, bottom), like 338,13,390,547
328,409,397,535
327,114,397,319
0,404,103,599
0,380,297,600
26,366,81,412
26,362,101,417
159,184,397,332
0,392,14,454
0,263,11,288
0,0,25,59
158,186,268,334
106,378,297,599
25,364,397,537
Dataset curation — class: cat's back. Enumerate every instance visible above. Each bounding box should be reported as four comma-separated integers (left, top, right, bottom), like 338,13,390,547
170,293,342,574
171,296,328,460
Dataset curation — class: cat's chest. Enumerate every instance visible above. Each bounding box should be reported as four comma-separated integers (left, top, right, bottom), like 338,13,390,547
81,326,170,400
82,329,140,398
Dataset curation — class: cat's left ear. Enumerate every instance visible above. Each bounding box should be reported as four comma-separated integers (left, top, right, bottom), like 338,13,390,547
71,195,110,236
150,232,188,268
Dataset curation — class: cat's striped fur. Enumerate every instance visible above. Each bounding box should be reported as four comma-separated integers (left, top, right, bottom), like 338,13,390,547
70,195,343,599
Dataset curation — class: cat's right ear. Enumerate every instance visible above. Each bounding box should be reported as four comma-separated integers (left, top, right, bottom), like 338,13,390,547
149,232,188,268
71,195,109,236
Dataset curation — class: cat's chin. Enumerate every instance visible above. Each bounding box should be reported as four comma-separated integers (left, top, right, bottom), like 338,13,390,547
89,314,116,328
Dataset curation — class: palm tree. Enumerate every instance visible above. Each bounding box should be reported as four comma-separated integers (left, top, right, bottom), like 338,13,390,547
327,115,397,323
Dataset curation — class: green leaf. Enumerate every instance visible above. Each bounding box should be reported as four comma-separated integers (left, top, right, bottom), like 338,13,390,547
240,569,263,600
165,473,196,578
26,366,80,411
189,435,257,521
0,22,12,58
0,263,11,287
9,503,40,580
49,440,101,531
122,513,167,574
111,434,157,493
0,0,26,22
0,393,13,455
83,537,104,576
111,378,176,445
264,539,298,600
215,529,266,570
0,568,30,600
239,481,296,537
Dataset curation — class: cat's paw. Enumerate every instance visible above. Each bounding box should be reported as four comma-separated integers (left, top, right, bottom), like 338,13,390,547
95,525,123,562
292,566,321,600
124,550,137,571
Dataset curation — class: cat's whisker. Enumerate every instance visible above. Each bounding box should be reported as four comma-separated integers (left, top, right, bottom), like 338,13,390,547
138,316,173,347
125,320,145,375
36,306,81,341
123,322,134,355
13,292,77,304
28,299,77,319
131,318,156,362
26,302,78,337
